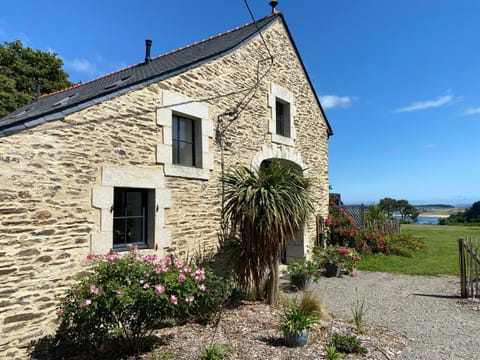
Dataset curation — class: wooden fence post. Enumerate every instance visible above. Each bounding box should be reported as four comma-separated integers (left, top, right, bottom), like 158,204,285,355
459,237,467,298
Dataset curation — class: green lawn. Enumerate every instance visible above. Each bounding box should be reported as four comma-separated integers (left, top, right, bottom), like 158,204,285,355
356,224,480,276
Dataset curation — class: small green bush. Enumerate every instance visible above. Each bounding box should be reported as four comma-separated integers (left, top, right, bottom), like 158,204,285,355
57,247,229,353
200,343,232,360
330,333,367,355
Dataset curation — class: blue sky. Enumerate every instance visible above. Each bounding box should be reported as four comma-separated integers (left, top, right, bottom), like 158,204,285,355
2,1,479,205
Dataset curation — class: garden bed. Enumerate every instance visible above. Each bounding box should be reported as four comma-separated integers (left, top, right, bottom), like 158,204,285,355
145,300,406,359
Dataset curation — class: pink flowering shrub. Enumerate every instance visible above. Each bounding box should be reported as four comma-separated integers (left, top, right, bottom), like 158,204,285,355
57,246,229,352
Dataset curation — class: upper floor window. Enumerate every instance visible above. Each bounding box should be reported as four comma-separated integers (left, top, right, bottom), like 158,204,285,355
276,100,291,137
172,115,196,167
268,83,296,146
156,90,214,180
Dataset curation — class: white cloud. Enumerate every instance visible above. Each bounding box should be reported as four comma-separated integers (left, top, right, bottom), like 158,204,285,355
319,95,355,109
64,58,97,76
394,94,454,113
463,107,480,116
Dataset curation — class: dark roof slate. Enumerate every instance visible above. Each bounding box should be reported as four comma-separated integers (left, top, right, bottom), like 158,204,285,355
0,12,332,136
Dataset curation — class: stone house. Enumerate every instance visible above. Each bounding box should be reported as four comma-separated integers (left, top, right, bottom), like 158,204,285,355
0,11,332,357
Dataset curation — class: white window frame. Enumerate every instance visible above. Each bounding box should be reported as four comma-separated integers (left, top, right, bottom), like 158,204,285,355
268,83,296,146
156,91,213,180
91,166,171,254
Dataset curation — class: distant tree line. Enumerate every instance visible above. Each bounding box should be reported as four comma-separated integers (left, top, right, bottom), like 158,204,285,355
440,201,480,225
366,197,419,223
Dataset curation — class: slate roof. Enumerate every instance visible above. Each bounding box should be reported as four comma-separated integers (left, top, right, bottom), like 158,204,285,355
0,12,332,137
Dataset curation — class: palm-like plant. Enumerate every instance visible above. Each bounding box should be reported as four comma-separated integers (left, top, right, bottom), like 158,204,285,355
221,160,315,305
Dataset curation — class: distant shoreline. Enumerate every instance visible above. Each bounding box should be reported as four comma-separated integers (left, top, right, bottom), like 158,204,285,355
418,213,450,218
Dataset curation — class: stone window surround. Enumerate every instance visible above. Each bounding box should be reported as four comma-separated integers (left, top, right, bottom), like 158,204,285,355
91,166,172,255
156,90,214,180
268,83,296,147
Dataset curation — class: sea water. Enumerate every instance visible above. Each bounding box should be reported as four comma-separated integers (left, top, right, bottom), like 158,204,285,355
393,215,439,225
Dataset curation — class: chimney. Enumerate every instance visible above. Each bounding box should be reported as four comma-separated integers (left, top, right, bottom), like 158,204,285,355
269,0,278,13
145,39,152,63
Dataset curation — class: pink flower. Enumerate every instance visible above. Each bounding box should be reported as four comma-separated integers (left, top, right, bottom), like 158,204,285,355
154,284,165,295
86,253,95,260
81,299,92,308
351,272,358,277
106,253,118,262
90,285,99,295
186,295,195,302
198,284,206,291
129,244,139,254
116,289,124,297
195,268,206,282
174,258,183,269
183,265,192,273
57,308,64,315
170,295,178,305
178,273,186,283
143,283,150,289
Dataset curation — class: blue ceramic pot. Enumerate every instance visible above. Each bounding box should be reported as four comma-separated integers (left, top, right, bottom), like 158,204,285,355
284,329,309,347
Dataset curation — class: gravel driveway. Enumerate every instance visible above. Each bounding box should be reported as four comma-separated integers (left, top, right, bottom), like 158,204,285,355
314,271,480,360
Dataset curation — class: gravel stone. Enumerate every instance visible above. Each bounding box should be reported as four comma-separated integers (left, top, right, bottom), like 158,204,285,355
315,270,480,360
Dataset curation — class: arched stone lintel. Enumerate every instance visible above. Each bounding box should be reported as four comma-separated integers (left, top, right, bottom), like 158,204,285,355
251,144,309,177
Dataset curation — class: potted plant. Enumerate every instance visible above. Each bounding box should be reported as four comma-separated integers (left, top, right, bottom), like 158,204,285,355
280,296,319,347
286,257,318,290
313,245,361,277
313,245,343,278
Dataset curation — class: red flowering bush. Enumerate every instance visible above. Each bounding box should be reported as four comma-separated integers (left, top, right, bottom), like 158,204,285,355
57,246,230,353
327,197,358,248
326,196,426,257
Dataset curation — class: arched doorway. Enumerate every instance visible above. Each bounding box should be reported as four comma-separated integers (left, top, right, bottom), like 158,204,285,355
254,145,309,264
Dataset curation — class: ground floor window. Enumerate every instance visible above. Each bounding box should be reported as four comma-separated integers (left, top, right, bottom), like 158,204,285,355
113,188,149,249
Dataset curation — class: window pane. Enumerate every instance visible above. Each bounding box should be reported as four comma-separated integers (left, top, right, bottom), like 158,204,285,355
113,190,125,217
178,117,193,142
172,116,179,139
113,218,126,245
276,101,285,135
126,218,143,244
125,191,143,216
178,141,194,166
173,139,179,164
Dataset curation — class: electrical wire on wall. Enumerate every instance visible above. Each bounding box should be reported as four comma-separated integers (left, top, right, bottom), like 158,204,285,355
217,0,276,234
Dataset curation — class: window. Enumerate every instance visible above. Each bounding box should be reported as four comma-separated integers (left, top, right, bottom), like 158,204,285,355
113,188,149,249
276,100,290,137
91,166,171,255
172,115,195,167
156,90,214,180
268,84,296,146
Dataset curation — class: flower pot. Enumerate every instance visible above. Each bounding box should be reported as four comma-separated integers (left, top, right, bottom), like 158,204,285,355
284,329,309,347
290,275,312,290
325,264,342,278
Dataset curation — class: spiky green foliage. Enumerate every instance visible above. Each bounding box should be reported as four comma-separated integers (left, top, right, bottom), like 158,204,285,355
221,160,315,305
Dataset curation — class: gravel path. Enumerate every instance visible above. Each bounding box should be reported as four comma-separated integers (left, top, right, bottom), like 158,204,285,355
313,271,480,359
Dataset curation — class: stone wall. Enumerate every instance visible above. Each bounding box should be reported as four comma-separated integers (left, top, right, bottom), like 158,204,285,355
0,18,330,358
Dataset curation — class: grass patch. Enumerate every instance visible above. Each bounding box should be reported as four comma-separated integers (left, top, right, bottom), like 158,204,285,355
356,224,480,276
